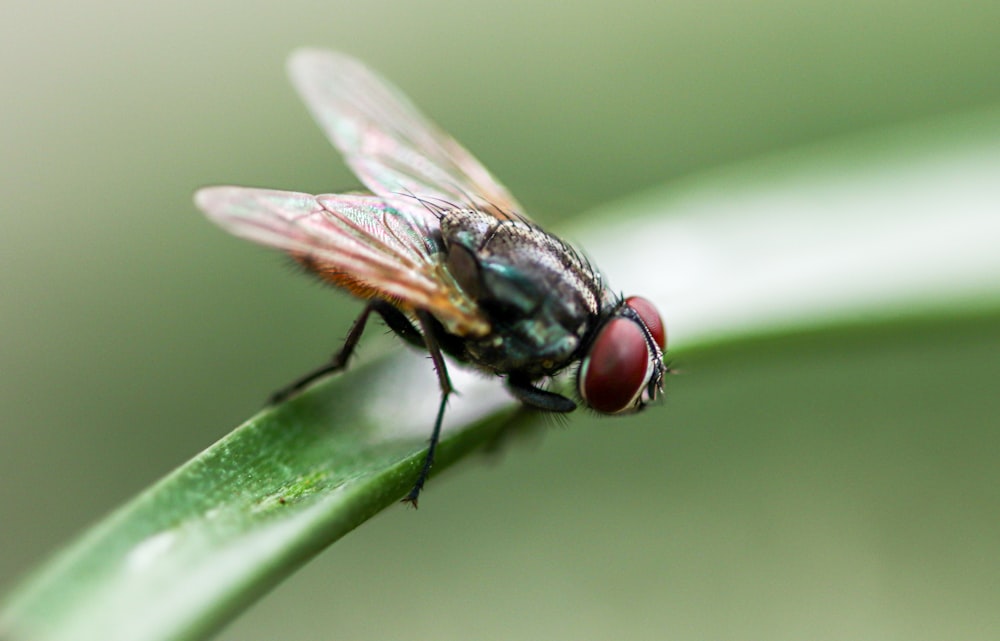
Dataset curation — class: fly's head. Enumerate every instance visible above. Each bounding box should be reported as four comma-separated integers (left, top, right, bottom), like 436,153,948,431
577,296,666,414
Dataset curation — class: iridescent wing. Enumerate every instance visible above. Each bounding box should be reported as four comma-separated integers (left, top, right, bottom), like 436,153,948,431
288,49,526,224
195,186,490,337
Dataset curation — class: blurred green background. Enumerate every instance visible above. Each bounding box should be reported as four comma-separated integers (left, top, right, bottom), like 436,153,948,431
2,1,999,639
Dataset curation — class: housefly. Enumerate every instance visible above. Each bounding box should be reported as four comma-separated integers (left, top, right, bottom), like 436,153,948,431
195,50,667,506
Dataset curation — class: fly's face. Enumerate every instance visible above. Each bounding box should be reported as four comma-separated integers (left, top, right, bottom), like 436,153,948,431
578,296,666,414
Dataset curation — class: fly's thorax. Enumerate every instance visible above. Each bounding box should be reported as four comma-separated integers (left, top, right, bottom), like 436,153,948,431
439,208,607,376
440,208,495,249
440,209,602,320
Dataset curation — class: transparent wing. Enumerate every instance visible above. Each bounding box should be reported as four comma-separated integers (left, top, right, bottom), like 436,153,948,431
195,186,489,337
288,49,526,223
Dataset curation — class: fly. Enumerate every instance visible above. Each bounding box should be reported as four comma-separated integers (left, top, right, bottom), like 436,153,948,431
195,49,668,506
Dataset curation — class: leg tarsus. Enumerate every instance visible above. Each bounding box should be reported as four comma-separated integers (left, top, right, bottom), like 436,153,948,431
401,310,454,507
401,390,449,508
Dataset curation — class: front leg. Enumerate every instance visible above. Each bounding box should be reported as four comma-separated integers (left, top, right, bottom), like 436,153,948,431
506,373,577,413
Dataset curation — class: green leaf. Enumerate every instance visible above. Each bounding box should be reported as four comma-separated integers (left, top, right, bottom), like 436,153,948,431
3,107,1000,641
0,351,524,641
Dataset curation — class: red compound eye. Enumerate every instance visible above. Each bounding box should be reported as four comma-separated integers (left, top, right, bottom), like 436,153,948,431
625,296,666,350
579,317,651,414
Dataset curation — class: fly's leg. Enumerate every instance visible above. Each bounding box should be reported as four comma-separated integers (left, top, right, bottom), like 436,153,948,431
402,310,454,508
268,303,377,404
375,303,425,349
268,301,453,506
506,374,577,413
269,301,430,405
